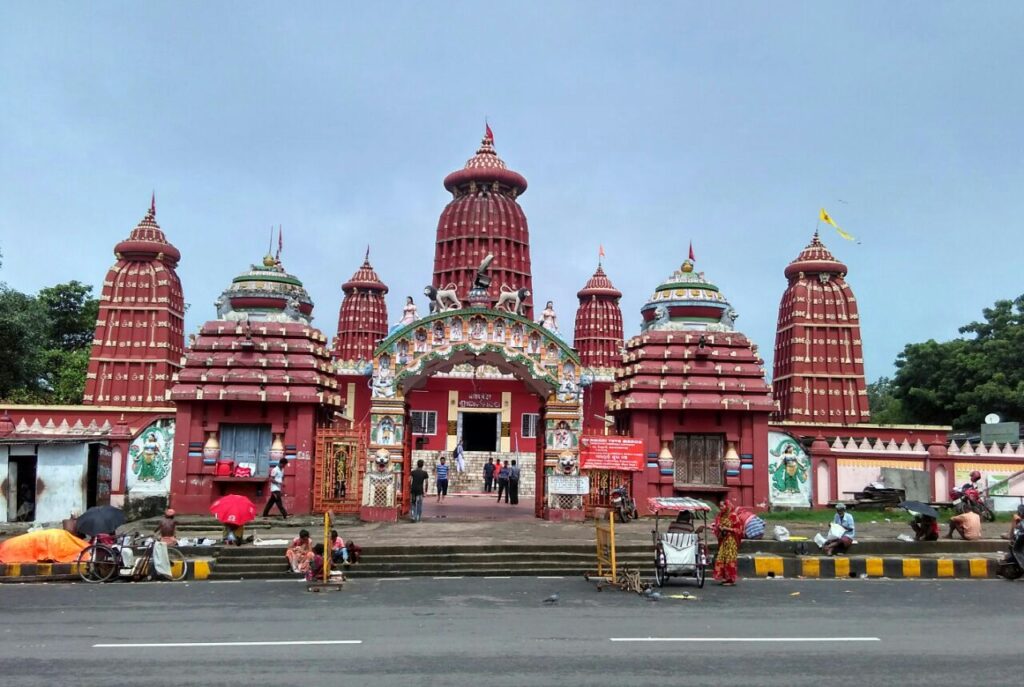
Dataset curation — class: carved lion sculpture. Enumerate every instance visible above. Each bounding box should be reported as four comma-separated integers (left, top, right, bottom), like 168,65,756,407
424,284,462,313
495,286,531,316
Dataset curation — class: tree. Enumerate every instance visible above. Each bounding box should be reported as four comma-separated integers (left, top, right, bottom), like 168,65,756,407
866,376,905,425
891,295,1024,430
38,281,99,351
0,285,49,398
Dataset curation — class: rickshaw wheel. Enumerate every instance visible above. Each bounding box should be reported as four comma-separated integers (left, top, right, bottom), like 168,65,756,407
695,563,706,588
654,548,667,587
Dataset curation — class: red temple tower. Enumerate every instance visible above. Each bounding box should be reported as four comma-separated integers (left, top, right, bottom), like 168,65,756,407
433,127,534,317
574,263,623,369
772,232,869,424
332,251,389,362
83,198,184,406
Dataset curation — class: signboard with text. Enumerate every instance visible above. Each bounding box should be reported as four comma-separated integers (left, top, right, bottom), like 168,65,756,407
579,436,646,472
458,392,501,409
548,475,590,495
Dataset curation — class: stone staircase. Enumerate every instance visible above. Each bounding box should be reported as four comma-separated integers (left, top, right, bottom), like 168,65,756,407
208,543,653,580
413,450,537,496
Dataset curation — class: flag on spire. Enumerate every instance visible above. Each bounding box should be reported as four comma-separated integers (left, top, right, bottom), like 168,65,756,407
485,121,494,142
819,208,857,242
688,241,695,262
599,244,605,258
276,225,283,259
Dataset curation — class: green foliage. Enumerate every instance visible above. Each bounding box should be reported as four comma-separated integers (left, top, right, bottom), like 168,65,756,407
891,295,1024,430
866,376,906,424
0,278,98,404
38,281,99,351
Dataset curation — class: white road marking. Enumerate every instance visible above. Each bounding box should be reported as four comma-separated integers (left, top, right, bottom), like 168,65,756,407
536,576,564,579
379,577,411,581
610,637,880,643
484,576,511,579
432,576,464,579
208,580,242,584
94,640,362,648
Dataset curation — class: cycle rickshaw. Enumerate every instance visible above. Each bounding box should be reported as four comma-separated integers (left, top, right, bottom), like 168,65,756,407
649,497,711,588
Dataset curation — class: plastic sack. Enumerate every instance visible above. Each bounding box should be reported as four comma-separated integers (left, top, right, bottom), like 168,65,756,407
814,533,827,548
827,522,847,541
774,525,791,542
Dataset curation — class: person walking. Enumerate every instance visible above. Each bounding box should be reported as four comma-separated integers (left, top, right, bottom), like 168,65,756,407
454,440,466,474
496,460,510,504
410,459,429,522
483,458,495,493
435,455,449,503
712,500,743,586
508,459,521,505
262,458,289,519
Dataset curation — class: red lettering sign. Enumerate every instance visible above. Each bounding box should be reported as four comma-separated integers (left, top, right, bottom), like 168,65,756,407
579,436,646,472
458,392,501,409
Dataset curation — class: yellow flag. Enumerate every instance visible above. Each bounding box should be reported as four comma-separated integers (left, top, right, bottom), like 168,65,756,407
819,207,856,241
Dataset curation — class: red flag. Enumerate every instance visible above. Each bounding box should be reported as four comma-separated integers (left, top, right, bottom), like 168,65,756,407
688,241,695,262
277,225,282,259
485,122,494,142
599,244,605,258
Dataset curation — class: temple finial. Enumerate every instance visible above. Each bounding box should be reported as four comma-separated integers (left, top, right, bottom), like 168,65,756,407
150,191,156,216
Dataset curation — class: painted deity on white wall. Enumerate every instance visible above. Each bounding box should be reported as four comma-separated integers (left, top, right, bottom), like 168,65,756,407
528,333,542,355
414,328,429,353
553,420,573,450
397,340,410,366
470,317,487,341
493,319,506,343
511,324,524,348
432,321,446,345
450,318,464,342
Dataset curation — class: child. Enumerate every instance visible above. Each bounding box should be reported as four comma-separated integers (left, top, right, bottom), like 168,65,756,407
330,529,349,566
306,543,325,582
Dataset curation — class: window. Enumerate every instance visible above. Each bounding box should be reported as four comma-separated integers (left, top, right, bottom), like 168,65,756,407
521,413,540,439
410,410,437,435
220,424,273,476
672,434,724,486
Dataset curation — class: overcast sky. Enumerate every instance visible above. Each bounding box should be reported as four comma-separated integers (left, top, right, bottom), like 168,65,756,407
2,2,1021,381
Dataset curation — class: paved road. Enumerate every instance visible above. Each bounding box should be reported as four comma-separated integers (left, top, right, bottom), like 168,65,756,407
1,576,1022,686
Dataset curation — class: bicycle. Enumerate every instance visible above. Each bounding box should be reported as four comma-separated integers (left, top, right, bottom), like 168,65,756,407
77,534,187,583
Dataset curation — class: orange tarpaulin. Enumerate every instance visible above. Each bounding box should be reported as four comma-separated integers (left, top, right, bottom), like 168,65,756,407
0,529,89,563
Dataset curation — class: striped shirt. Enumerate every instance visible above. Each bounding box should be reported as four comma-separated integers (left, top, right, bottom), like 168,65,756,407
436,463,449,480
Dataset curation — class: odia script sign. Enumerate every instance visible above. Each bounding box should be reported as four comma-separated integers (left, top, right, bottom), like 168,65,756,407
579,436,646,472
548,475,590,495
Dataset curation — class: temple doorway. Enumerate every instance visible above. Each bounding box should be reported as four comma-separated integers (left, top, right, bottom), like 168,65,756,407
460,411,500,452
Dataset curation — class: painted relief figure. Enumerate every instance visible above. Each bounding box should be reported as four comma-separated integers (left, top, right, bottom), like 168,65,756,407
553,420,573,449
511,324,524,348
397,339,410,366
378,417,396,445
134,432,163,481
528,333,542,355
414,328,429,353
470,317,487,341
432,321,446,345
493,319,506,343
772,445,808,493
450,318,464,342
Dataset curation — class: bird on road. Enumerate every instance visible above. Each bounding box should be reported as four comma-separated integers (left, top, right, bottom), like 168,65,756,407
645,591,662,602
542,593,559,604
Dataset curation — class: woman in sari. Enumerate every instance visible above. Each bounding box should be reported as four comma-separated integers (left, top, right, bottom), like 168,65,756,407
712,500,743,586
286,529,315,574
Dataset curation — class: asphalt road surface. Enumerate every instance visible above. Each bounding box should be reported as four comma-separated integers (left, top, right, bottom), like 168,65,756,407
1,575,1021,686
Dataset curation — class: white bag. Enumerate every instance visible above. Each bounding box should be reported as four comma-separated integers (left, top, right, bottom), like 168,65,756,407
773,525,791,542
827,522,847,541
813,533,827,548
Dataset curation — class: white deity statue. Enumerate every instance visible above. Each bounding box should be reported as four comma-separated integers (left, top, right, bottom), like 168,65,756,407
540,301,559,333
397,296,419,326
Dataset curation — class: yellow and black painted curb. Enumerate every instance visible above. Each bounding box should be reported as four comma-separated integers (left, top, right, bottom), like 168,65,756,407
0,558,213,583
739,555,996,579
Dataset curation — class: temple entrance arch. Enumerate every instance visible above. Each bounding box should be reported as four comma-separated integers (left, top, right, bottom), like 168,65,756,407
360,308,584,521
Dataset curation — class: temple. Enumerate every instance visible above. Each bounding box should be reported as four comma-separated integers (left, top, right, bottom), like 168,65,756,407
83,197,185,406
772,231,869,424
3,127,1023,525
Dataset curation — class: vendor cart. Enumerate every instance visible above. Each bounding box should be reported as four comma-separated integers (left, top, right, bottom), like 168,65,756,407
649,497,712,588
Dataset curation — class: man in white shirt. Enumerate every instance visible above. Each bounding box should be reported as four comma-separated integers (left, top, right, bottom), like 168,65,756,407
262,458,289,519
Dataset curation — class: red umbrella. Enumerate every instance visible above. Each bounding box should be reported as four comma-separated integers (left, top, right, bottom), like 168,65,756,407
209,494,257,525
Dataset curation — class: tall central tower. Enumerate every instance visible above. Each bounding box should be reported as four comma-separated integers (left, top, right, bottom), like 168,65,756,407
433,128,534,318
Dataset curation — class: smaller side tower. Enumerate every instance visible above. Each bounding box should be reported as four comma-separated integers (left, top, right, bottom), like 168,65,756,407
84,198,184,406
573,263,623,369
332,251,389,363
772,232,869,424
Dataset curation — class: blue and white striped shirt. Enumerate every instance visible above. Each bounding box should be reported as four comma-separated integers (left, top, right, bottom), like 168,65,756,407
436,463,449,480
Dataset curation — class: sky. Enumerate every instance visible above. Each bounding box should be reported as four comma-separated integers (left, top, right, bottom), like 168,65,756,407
1,2,1022,382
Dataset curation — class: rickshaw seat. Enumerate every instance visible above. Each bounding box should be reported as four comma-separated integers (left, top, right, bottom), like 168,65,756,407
660,532,699,566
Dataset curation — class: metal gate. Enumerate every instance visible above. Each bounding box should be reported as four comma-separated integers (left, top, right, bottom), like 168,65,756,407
312,426,366,515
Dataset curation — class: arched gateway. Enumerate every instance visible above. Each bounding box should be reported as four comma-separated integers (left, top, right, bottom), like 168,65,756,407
359,307,584,520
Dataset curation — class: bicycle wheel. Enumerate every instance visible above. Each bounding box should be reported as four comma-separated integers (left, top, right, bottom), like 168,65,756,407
78,545,117,583
166,547,188,581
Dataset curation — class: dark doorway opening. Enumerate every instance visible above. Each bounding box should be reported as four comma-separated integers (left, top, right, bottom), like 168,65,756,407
9,456,37,522
462,412,499,452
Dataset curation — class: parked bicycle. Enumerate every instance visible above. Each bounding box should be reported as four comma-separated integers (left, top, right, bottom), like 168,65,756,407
77,533,187,583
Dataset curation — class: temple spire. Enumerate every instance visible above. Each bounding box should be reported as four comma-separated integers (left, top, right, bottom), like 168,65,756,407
150,191,156,216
